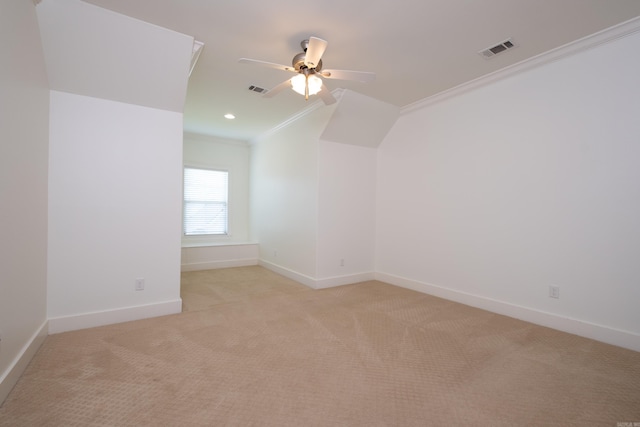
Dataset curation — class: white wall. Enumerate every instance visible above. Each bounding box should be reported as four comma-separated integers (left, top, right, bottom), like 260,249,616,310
250,102,378,288
250,106,336,282
47,91,183,332
181,133,255,271
0,0,49,404
376,31,640,349
182,132,251,244
317,140,376,286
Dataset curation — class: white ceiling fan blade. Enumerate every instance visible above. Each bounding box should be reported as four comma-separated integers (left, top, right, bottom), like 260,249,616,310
304,37,327,69
318,83,337,105
238,58,296,73
263,78,293,98
320,69,376,83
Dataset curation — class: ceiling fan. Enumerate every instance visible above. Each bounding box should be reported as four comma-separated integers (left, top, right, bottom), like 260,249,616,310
239,37,375,105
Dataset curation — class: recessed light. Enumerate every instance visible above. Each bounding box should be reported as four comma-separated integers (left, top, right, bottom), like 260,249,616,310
224,113,235,120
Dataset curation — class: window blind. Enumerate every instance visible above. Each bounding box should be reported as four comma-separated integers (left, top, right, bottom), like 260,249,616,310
183,167,228,235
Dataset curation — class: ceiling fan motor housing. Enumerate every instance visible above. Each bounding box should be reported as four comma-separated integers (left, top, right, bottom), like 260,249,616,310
292,49,322,72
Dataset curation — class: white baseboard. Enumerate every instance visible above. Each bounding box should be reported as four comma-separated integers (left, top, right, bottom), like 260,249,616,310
258,260,317,288
376,272,640,352
258,259,375,290
0,320,48,406
181,244,259,272
48,299,183,334
314,272,376,289
181,258,258,272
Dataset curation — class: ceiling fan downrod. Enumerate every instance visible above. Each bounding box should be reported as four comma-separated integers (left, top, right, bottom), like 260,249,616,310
303,68,310,100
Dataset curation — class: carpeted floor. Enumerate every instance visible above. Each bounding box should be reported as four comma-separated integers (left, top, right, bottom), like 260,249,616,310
1,266,639,426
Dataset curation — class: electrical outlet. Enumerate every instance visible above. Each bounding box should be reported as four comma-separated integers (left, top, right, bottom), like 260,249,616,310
135,278,145,291
340,258,345,267
549,285,560,299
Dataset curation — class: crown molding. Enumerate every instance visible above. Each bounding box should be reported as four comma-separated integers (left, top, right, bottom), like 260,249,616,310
401,16,640,115
183,131,249,147
250,88,344,145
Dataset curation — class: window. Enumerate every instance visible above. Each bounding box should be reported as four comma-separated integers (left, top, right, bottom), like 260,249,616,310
183,167,228,235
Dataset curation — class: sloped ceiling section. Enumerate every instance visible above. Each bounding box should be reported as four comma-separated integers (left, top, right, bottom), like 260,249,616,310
36,0,194,113
320,90,400,148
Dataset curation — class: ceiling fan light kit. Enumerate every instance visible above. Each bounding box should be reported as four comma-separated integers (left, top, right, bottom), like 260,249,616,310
291,73,322,98
239,36,375,105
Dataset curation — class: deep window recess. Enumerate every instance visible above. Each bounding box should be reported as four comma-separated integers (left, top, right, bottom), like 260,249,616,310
183,167,228,235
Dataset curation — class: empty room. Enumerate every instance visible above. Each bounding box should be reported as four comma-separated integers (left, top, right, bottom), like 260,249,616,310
1,0,640,425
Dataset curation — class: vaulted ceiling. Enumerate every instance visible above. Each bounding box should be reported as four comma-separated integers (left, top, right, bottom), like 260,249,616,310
75,0,640,141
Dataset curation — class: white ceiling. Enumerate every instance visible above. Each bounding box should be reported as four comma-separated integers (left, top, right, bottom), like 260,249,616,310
80,0,640,142
37,0,193,113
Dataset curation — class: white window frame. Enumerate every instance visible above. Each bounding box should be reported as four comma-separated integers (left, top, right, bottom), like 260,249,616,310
183,166,229,237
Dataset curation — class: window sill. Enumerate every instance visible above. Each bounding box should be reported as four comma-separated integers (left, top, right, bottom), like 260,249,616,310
181,241,258,248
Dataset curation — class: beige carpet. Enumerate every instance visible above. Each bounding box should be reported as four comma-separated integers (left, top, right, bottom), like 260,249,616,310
1,266,639,426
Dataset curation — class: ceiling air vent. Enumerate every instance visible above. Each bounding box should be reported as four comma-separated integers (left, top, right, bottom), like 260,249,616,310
479,38,516,59
248,85,267,94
